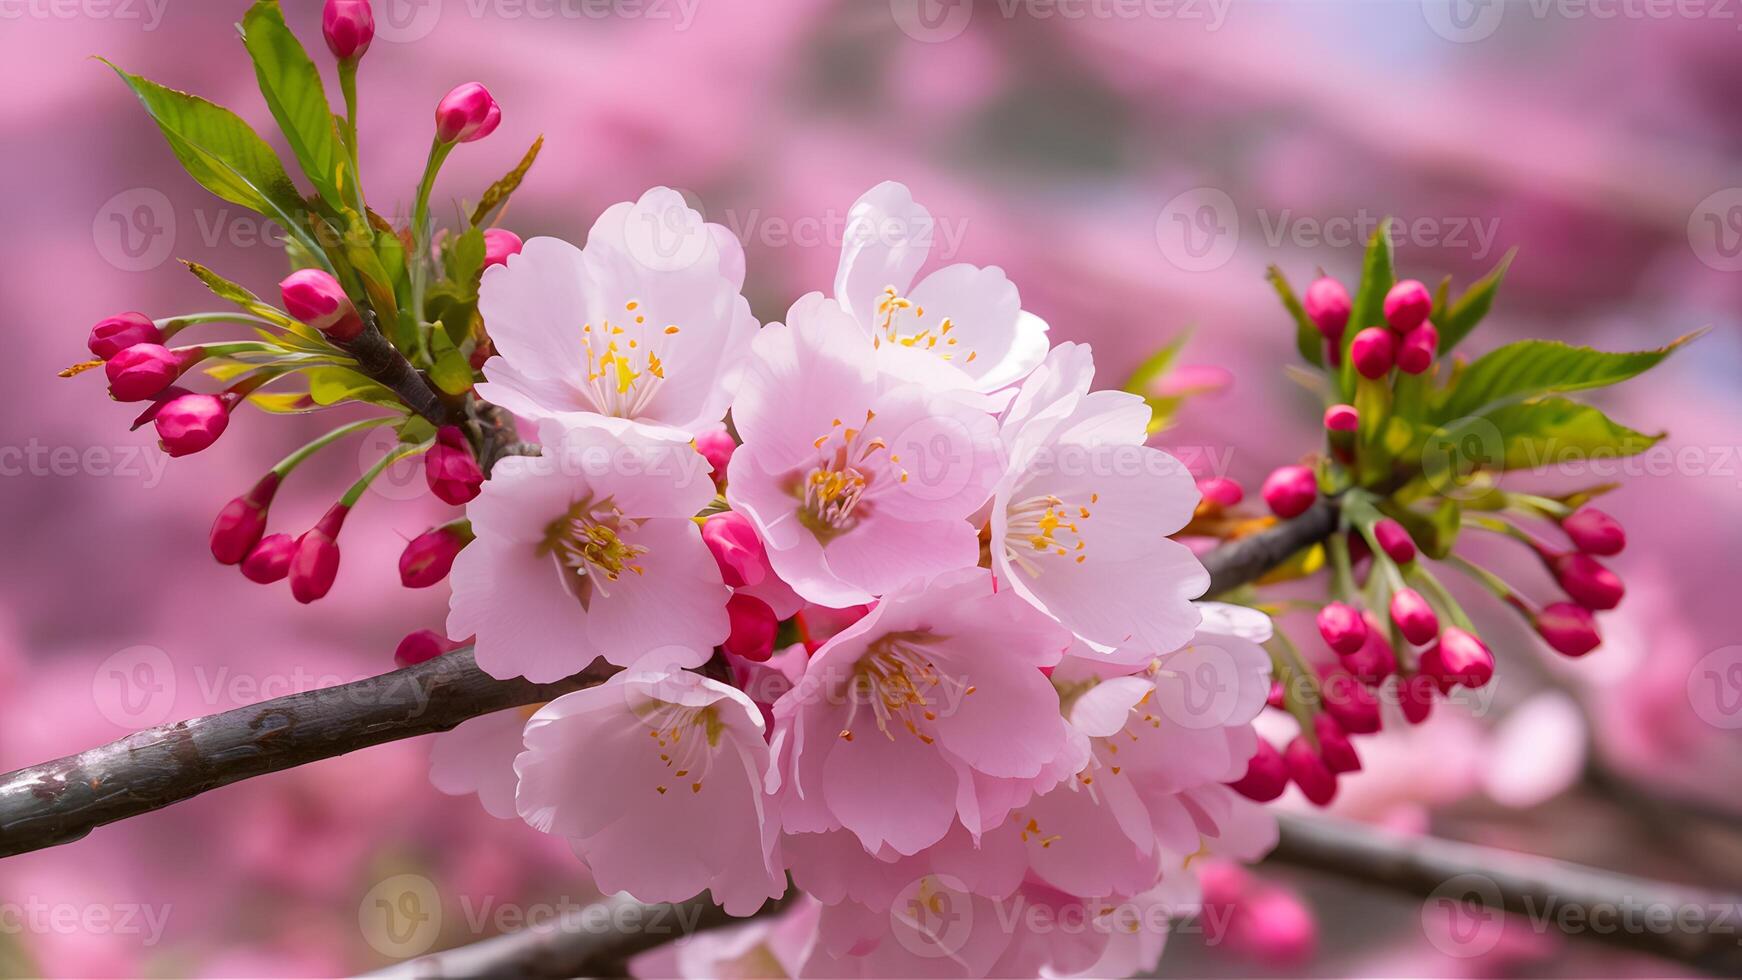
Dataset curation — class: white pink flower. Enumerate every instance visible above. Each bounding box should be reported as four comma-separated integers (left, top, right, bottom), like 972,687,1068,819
447,416,728,682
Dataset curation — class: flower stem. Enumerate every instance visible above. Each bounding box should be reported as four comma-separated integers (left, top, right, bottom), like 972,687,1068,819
341,439,433,508
338,59,368,218
272,417,397,477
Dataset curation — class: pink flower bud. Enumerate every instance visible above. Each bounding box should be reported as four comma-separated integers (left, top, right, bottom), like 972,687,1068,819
1373,518,1416,564
1304,276,1351,340
695,429,736,490
280,269,363,341
1228,739,1288,802
154,392,231,457
1562,506,1625,556
1322,403,1359,433
1261,465,1317,519
1398,673,1436,724
1321,670,1381,734
1535,601,1601,657
1340,613,1396,686
241,533,295,584
395,629,461,668
400,524,471,588
1196,476,1244,509
105,343,188,402
435,82,501,144
1313,714,1361,774
702,512,768,588
1235,885,1319,967
426,427,484,505
322,0,374,60
1395,321,1438,375
290,505,349,603
89,312,162,359
482,228,523,268
1283,736,1337,806
1382,279,1432,333
1266,679,1286,710
1551,552,1624,610
211,473,281,565
1349,327,1396,379
724,593,778,662
1388,588,1439,645
1428,627,1494,690
1316,602,1367,656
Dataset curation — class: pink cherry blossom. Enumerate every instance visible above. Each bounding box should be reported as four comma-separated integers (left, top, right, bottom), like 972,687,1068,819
428,707,532,819
475,187,758,437
727,294,1003,607
448,417,729,682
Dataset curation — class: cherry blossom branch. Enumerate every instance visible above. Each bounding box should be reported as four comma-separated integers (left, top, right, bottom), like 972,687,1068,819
341,316,462,429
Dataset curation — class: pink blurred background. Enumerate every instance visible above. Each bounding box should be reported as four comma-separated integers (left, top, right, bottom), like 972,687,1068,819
2,0,1740,975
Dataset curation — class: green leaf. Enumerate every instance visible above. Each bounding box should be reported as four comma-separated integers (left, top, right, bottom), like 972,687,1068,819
1266,265,1324,369
248,391,322,414
1487,398,1663,471
239,1,345,210
471,136,545,226
1121,329,1196,434
306,366,401,407
182,261,312,336
444,227,487,288
1438,249,1515,353
1339,220,1395,398
1435,333,1695,422
102,60,308,240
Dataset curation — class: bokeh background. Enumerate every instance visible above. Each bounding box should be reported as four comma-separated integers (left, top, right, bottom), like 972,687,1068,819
2,0,1740,975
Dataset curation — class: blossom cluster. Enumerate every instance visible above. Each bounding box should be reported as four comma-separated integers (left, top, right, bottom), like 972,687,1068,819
428,181,1276,976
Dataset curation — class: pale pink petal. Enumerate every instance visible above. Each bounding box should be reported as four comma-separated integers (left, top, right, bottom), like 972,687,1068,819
833,181,934,326
428,708,530,820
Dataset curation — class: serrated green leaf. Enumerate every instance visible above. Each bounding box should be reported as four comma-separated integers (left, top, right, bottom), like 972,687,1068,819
239,1,345,210
1435,333,1695,422
1488,398,1663,471
1339,220,1395,398
471,136,544,226
1438,249,1515,353
1267,265,1324,369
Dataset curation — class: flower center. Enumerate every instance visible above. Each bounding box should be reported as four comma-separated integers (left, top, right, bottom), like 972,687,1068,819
840,631,973,743
578,300,680,419
874,286,977,365
539,498,647,607
792,413,900,545
638,701,724,796
1003,491,1096,576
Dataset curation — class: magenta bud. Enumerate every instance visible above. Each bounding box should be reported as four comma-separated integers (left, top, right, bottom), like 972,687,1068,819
1340,612,1396,686
1228,739,1288,803
1196,476,1244,509
426,427,484,505
1283,736,1337,806
154,392,231,457
1261,465,1317,519
290,505,349,603
435,82,501,143
482,228,523,268
1536,601,1601,657
1313,714,1361,774
1323,404,1359,433
1551,552,1624,610
89,312,162,360
280,269,363,341
1395,321,1439,375
1303,276,1351,340
211,473,282,565
395,629,460,668
322,0,374,60
105,343,187,402
1373,518,1416,565
240,533,295,584
1382,279,1432,333
131,386,191,431
695,429,737,490
1316,602,1368,656
723,593,778,662
400,524,472,588
1398,673,1436,725
1321,671,1381,735
1422,627,1494,690
702,511,768,589
1266,679,1286,710
1562,506,1625,556
1388,588,1439,645
1349,327,1396,379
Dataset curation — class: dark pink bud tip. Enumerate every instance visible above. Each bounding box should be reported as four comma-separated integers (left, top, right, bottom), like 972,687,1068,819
1323,403,1359,433
695,429,737,490
1261,465,1317,519
1395,321,1438,375
426,426,484,505
1388,588,1439,646
702,511,768,589
1349,327,1396,380
211,474,281,565
1283,736,1338,806
89,312,162,360
1552,552,1624,610
395,629,461,668
400,524,471,588
240,533,295,584
154,392,231,457
1303,277,1351,340
1382,279,1432,333
1373,518,1416,565
1316,602,1368,656
105,343,186,402
724,593,778,662
279,269,363,341
1196,476,1244,509
1536,601,1601,657
322,0,374,60
1340,612,1397,686
1228,739,1288,803
435,82,501,143
1422,627,1494,691
1398,673,1436,725
1321,671,1381,735
482,228,524,268
1313,714,1362,774
289,505,349,603
1562,506,1625,556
